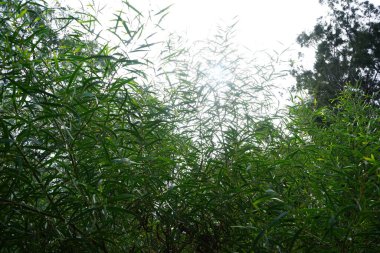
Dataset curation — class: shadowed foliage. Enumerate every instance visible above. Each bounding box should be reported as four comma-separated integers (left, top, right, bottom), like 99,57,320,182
293,0,380,107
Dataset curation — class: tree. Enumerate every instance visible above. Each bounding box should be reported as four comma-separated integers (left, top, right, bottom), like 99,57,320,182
293,0,380,106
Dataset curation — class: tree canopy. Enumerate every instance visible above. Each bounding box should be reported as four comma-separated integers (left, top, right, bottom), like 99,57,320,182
294,0,380,106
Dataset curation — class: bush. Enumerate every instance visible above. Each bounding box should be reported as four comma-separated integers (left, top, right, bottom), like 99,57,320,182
0,0,379,252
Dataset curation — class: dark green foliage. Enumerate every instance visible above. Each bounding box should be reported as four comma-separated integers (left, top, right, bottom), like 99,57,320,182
280,88,380,251
0,0,379,252
293,0,380,106
0,1,174,251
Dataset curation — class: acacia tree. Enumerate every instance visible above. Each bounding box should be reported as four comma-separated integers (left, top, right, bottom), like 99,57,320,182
293,0,380,106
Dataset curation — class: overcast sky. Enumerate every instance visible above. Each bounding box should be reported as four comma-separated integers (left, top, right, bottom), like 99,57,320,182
62,0,380,104
64,0,328,48
87,0,326,50
148,0,326,50
62,0,332,74
64,0,380,55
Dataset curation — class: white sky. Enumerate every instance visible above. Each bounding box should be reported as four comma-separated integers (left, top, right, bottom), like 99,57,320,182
149,0,326,51
62,0,380,60
63,0,380,58
61,0,331,78
65,0,327,49
62,0,380,106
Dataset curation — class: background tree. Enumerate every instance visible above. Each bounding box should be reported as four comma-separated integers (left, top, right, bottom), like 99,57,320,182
293,0,380,106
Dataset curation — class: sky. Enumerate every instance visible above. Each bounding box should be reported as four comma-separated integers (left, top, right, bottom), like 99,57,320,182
154,0,329,73
63,0,380,62
62,0,331,77
64,0,327,51
61,0,380,105
147,0,326,51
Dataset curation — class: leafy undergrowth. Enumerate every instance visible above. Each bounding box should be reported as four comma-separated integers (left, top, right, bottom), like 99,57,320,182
0,1,379,252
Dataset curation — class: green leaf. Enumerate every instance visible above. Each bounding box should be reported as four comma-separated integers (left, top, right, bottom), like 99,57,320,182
16,9,27,19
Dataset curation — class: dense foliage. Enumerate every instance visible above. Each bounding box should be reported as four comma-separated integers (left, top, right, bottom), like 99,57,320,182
0,0,379,252
294,0,380,106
